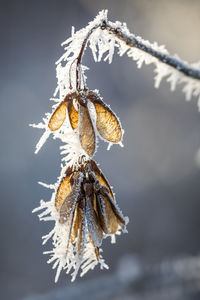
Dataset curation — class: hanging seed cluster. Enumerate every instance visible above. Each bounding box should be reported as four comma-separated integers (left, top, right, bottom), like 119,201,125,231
48,89,127,261
48,90,123,157
32,11,128,282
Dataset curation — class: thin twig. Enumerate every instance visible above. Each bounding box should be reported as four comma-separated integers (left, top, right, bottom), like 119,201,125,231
101,20,200,80
76,24,100,90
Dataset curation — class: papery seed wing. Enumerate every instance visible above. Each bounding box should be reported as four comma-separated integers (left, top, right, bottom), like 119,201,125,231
96,194,109,234
58,173,82,224
59,190,77,224
70,204,82,243
102,190,126,229
55,169,73,210
89,96,122,143
90,160,114,199
79,103,96,157
68,101,79,130
48,101,68,131
77,207,86,258
86,195,103,247
98,194,118,234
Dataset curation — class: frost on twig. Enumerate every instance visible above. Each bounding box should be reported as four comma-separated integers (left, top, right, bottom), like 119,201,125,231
31,9,200,282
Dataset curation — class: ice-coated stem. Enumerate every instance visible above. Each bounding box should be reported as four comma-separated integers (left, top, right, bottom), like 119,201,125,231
101,21,200,80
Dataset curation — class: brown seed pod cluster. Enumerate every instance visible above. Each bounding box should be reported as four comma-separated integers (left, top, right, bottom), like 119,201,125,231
55,159,126,259
48,90,123,157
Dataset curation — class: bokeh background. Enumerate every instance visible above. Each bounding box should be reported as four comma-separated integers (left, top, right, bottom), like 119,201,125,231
1,0,200,299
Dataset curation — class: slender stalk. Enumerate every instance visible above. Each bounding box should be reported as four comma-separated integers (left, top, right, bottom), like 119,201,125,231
102,21,200,80
76,24,101,90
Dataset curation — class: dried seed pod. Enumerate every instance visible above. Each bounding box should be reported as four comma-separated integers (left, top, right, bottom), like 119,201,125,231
77,206,86,258
85,195,103,247
48,101,68,131
97,194,118,234
55,168,73,210
88,93,122,143
59,187,79,224
101,189,126,230
56,170,82,224
96,194,109,234
68,101,79,130
48,92,77,131
70,204,82,243
79,103,96,157
90,160,114,199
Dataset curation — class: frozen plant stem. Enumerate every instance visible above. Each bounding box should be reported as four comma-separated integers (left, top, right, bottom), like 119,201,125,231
102,21,200,80
77,20,200,83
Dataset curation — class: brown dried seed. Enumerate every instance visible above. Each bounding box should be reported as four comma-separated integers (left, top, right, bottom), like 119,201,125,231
102,190,125,229
48,101,68,131
68,101,79,130
55,172,73,210
79,103,96,157
70,204,82,243
97,194,118,234
91,97,122,143
96,194,109,234
59,188,78,224
86,195,103,247
77,207,85,258
90,160,114,199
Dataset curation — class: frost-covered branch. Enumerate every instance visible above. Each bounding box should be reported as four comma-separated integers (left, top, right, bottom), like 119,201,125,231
103,21,200,81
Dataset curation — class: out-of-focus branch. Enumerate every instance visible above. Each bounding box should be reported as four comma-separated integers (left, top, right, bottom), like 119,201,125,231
101,21,200,81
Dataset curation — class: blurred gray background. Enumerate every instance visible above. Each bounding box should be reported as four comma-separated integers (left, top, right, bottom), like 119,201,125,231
1,0,200,299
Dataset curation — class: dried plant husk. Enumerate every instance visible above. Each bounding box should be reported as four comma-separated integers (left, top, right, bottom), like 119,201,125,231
70,203,82,243
77,205,86,258
96,194,109,233
56,170,82,224
55,167,73,210
97,194,118,234
48,101,68,131
100,189,125,230
59,176,81,224
79,102,96,157
85,195,103,247
68,101,79,130
88,92,122,143
90,160,114,199
48,92,77,131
